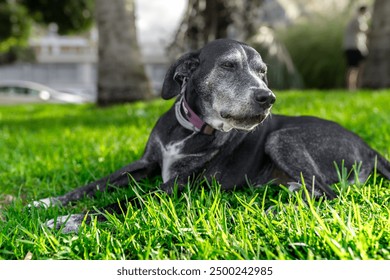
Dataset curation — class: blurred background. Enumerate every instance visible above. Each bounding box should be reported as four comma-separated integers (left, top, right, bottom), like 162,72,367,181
0,0,388,106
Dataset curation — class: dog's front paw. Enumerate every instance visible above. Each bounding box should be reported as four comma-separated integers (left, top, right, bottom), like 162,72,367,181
45,214,86,233
287,182,303,192
28,197,62,209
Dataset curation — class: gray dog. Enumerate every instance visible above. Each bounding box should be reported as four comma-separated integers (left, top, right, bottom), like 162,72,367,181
32,39,390,233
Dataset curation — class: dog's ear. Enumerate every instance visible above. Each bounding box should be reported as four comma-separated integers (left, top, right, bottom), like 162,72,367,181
161,51,200,100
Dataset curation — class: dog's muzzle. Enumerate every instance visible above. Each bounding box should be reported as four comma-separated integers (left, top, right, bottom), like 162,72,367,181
219,110,270,131
218,89,275,131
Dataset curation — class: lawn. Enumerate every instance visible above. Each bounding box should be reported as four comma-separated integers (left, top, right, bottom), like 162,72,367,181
0,90,389,260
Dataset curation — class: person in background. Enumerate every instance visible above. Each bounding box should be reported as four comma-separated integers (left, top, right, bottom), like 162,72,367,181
343,5,370,91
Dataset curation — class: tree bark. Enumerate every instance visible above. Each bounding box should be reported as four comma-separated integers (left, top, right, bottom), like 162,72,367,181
361,0,390,88
167,0,264,59
95,0,152,106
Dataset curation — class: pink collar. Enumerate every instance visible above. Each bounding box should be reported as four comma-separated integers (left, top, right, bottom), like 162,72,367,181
174,78,215,135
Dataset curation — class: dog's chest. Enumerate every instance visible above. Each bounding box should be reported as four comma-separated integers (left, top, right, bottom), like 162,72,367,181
161,139,188,182
159,134,211,183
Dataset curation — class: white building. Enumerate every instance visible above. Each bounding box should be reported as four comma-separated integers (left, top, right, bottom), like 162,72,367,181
0,25,168,97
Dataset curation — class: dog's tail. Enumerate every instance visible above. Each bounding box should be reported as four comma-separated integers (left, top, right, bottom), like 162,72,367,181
376,154,390,180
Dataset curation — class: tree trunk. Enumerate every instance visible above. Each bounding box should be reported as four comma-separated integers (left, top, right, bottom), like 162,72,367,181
167,0,264,59
95,0,152,106
361,0,390,88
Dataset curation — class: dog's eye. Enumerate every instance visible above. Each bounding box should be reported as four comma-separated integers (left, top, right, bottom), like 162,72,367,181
221,62,235,69
257,68,267,77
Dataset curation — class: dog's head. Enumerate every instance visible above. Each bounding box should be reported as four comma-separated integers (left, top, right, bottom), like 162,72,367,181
162,39,275,132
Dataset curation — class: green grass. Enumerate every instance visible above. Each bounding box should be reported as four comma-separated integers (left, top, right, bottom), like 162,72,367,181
0,90,389,260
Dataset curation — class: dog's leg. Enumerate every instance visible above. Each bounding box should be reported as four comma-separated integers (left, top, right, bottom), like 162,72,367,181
44,170,204,233
45,193,154,233
265,120,390,200
40,159,159,233
31,159,159,208
265,128,338,199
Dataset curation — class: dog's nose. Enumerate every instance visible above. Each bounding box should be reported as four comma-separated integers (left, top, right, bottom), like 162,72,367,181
253,89,276,106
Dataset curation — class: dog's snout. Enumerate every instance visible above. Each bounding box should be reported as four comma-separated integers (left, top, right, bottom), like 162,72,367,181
253,89,276,106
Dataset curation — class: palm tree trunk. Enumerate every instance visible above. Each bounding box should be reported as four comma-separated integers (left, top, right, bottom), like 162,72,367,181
95,0,152,106
167,0,264,59
361,0,390,88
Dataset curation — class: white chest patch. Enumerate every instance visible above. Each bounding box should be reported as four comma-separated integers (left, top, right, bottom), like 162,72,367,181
161,140,187,182
159,133,203,183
